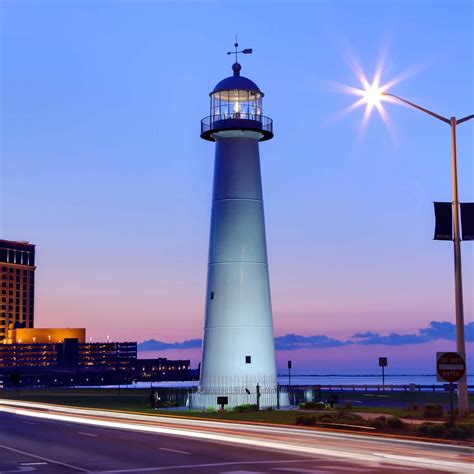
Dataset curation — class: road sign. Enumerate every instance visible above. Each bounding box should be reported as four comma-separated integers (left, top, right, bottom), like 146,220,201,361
436,352,466,383
379,357,388,367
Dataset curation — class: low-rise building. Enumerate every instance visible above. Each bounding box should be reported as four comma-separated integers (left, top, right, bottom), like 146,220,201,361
5,327,86,344
0,339,137,369
135,357,191,379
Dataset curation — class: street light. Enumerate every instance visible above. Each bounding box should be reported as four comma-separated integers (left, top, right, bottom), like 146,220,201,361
349,79,473,416
381,91,472,417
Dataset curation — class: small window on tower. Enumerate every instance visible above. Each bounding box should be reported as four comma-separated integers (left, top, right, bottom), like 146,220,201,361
245,356,251,364
210,292,214,300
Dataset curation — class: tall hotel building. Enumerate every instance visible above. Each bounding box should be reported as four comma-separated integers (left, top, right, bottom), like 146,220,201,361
0,240,36,341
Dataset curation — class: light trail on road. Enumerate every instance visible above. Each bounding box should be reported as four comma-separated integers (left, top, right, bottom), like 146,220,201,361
1,399,472,472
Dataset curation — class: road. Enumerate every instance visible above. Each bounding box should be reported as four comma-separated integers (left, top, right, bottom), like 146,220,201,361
0,400,472,473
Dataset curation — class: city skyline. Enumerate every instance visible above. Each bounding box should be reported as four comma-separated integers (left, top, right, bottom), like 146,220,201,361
1,1,473,374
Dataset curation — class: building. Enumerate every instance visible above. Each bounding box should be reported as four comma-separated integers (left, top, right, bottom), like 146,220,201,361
195,48,283,408
0,342,57,368
5,327,86,344
0,339,137,369
77,341,137,369
135,358,191,379
0,239,36,342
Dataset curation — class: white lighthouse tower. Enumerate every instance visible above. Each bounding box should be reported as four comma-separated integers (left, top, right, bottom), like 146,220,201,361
194,46,280,409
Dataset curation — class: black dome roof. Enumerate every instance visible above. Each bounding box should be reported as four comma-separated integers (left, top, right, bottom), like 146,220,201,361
211,63,263,95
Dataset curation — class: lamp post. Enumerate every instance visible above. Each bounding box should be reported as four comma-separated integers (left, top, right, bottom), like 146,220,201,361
383,92,473,417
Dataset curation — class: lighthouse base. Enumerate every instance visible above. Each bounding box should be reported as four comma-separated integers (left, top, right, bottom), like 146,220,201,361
190,386,289,410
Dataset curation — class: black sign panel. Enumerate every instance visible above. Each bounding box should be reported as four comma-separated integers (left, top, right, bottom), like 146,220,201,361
217,396,228,405
460,203,474,240
433,202,452,240
379,357,388,367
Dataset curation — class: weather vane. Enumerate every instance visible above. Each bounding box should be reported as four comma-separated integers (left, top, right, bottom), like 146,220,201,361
227,37,252,64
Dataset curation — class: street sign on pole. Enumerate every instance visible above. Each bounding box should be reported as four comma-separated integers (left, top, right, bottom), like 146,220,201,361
379,357,388,391
436,352,466,383
437,352,466,424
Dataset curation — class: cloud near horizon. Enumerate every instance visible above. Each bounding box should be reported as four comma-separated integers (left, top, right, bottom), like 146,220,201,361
137,321,474,352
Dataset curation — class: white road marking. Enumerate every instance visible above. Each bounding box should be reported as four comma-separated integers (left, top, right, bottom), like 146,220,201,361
77,431,98,437
101,460,319,473
373,452,470,471
316,467,371,472
20,462,48,466
271,468,330,473
221,471,264,474
1,467,35,472
0,444,87,472
159,447,191,455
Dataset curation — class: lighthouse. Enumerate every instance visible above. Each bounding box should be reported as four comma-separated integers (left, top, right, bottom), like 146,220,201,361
194,46,281,409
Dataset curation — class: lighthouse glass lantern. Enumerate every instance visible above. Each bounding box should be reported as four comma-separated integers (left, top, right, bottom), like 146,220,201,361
201,62,273,142
210,89,262,119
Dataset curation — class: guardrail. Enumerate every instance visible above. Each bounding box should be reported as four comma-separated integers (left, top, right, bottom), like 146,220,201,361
283,384,474,392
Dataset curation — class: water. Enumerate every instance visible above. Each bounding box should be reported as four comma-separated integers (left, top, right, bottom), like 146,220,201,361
83,374,461,389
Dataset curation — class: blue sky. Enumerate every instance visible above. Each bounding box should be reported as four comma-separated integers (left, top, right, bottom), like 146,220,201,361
1,0,473,373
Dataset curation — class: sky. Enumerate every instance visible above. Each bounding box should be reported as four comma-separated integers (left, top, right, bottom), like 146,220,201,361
1,0,473,374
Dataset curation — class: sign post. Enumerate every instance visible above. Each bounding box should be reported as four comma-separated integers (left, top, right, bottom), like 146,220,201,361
288,360,292,387
379,357,388,391
436,352,466,423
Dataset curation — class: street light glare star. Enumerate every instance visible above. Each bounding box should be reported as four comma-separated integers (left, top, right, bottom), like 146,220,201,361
362,82,384,108
350,73,389,124
334,68,397,137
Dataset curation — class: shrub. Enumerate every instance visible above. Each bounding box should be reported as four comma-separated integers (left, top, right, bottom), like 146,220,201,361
445,426,470,440
459,421,474,435
296,415,316,426
344,402,353,410
369,416,387,429
205,407,217,413
300,402,325,410
426,423,445,437
387,417,404,429
233,404,257,412
423,404,444,418
417,422,435,434
317,414,335,423
337,414,366,426
422,422,473,439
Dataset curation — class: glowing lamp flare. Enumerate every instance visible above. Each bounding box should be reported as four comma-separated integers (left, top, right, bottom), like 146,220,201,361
363,83,385,107
334,60,410,137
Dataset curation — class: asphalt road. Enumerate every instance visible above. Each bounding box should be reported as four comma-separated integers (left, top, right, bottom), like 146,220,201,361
0,402,472,473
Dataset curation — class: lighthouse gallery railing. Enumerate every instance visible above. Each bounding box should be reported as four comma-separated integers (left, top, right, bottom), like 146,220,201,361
201,114,273,135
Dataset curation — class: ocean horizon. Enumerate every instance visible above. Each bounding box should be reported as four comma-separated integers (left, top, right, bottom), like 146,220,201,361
86,374,473,389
